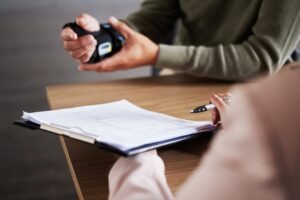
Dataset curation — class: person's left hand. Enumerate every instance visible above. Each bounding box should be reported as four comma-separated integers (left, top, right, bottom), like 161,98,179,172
78,16,159,72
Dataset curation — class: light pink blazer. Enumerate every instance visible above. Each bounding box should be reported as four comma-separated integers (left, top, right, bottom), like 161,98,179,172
108,63,300,200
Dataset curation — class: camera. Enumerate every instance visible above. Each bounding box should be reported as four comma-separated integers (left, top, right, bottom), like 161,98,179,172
63,22,125,63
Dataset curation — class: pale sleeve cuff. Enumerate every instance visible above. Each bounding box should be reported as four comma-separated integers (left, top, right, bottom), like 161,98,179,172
108,151,174,200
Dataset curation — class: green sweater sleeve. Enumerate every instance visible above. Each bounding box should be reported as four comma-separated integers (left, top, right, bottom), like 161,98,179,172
156,0,300,80
125,0,180,43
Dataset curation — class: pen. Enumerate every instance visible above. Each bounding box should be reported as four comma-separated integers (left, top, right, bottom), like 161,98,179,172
190,104,216,113
190,98,231,113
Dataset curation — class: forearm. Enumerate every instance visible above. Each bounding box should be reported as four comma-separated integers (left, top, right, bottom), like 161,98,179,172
155,42,281,81
108,151,174,200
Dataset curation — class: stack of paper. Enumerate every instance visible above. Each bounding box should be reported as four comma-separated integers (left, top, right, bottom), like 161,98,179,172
20,100,214,156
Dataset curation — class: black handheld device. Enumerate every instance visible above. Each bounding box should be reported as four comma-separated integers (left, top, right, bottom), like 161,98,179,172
63,22,125,63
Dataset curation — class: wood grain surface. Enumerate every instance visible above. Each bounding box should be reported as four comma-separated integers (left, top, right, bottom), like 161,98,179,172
46,74,231,200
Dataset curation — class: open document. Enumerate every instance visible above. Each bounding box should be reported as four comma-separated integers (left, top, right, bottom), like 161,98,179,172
18,100,215,156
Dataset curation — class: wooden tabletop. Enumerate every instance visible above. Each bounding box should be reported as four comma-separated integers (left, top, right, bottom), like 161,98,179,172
46,74,231,200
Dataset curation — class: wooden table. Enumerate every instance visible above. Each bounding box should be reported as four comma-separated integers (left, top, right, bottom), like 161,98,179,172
46,74,231,200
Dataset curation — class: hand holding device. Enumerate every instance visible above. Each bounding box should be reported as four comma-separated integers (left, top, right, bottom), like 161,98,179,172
61,14,159,72
63,22,125,64
78,17,159,73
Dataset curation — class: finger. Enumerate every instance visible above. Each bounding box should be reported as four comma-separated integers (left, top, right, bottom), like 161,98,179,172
211,108,220,125
217,93,233,101
78,62,115,72
76,13,100,32
210,94,228,112
78,51,94,64
79,52,127,72
108,16,133,38
61,27,78,41
63,35,96,51
98,53,128,71
77,45,98,63
69,42,96,59
79,60,121,72
211,108,217,123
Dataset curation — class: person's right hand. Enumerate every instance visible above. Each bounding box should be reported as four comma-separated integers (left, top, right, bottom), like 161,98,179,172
61,13,100,63
210,93,232,126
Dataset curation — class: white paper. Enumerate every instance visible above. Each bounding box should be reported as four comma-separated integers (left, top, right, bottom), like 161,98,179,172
22,100,214,151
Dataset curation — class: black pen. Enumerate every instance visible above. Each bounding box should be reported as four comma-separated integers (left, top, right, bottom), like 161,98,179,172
190,98,231,113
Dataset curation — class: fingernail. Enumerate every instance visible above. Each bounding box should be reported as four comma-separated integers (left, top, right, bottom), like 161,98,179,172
79,17,86,24
109,16,118,24
78,66,84,71
92,38,97,45
88,35,94,41
71,33,77,39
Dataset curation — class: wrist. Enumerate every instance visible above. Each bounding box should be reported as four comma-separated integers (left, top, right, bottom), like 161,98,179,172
149,43,159,66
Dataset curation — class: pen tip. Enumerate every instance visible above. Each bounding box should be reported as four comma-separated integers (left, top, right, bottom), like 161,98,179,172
190,110,195,113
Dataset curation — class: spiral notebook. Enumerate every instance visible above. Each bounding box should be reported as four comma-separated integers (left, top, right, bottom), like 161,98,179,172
16,100,215,156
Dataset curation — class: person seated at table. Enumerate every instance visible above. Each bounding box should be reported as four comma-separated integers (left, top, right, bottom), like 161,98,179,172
61,0,300,80
107,62,300,200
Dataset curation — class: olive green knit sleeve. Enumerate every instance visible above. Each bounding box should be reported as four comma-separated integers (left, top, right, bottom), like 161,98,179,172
125,0,180,43
156,0,300,81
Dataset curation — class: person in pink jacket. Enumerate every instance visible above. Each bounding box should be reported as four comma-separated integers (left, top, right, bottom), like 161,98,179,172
108,62,300,200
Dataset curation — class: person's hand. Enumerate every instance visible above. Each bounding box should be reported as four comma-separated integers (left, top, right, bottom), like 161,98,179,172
78,16,159,72
210,93,232,126
61,13,99,63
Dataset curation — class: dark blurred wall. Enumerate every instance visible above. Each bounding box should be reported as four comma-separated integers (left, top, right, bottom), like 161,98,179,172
0,0,146,199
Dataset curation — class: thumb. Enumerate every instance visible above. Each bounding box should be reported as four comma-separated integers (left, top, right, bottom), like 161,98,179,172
76,13,100,32
210,94,225,111
210,94,229,120
108,16,133,38
211,108,220,125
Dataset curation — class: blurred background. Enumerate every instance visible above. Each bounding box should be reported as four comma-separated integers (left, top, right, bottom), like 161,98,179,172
1,1,299,199
0,0,148,199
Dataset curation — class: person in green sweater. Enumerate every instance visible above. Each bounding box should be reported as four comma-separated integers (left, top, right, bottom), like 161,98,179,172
61,0,300,80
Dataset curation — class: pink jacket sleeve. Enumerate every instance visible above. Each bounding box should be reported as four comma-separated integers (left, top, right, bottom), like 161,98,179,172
108,88,285,200
177,66,300,199
108,65,300,200
176,87,286,200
